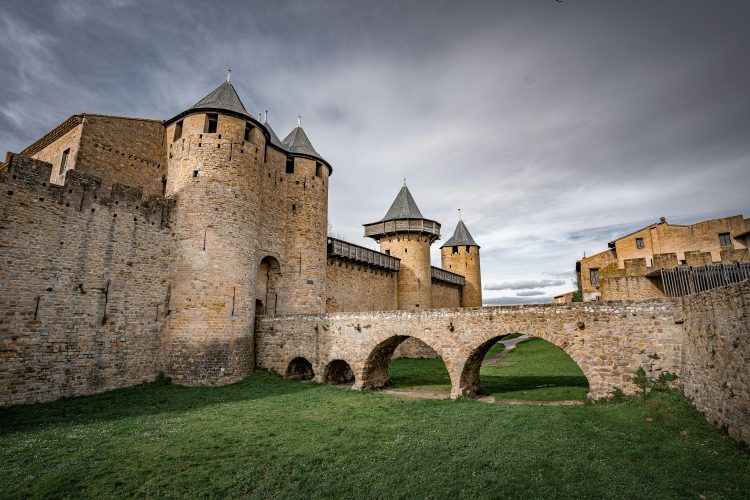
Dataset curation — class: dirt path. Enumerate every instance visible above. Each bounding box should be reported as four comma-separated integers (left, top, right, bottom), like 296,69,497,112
481,334,530,366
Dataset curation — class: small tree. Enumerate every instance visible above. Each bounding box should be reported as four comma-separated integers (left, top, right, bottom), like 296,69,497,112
572,271,583,302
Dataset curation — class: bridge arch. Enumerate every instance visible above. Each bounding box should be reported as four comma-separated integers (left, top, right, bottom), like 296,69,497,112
358,335,456,391
285,356,314,381
323,359,355,385
456,330,593,399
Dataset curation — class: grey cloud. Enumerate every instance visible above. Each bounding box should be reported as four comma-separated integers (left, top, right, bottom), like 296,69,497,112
516,290,545,297
484,296,553,306
485,279,565,291
1,0,749,296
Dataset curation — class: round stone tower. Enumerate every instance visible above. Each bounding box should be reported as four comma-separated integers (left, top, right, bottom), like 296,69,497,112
440,219,482,307
278,118,331,314
162,75,269,385
364,184,440,310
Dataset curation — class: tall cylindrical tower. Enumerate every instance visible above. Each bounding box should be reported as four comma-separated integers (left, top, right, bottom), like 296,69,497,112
441,220,482,307
162,78,268,385
364,184,440,310
279,122,331,314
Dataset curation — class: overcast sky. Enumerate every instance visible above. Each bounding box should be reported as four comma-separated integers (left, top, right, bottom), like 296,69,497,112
1,0,749,304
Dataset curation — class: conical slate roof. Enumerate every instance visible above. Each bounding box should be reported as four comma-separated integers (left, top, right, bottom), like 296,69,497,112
264,120,285,149
381,185,424,221
189,80,250,117
282,126,323,158
441,220,479,248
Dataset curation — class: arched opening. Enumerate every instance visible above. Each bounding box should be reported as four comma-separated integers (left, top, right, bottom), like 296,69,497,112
323,359,355,386
361,336,450,395
286,357,314,381
255,256,281,317
460,334,589,401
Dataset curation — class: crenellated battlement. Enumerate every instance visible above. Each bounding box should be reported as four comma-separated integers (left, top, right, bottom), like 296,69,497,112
1,153,174,227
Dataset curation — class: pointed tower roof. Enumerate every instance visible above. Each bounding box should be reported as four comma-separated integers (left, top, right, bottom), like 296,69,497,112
188,80,250,117
441,220,479,248
364,183,441,243
381,185,424,221
282,125,323,158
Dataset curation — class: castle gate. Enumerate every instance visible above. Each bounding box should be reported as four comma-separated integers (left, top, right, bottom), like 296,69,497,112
255,300,685,399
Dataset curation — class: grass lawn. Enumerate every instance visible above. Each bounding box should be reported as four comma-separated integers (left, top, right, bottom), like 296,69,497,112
390,337,589,401
1,374,749,498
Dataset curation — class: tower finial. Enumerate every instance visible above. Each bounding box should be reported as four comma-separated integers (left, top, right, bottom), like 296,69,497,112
458,208,462,221
403,177,407,186
226,67,231,82
297,115,302,127
264,110,268,123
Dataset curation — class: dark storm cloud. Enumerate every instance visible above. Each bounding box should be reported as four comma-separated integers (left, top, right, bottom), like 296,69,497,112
1,0,749,303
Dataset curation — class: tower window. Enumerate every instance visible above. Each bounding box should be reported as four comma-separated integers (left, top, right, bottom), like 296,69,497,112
285,157,295,174
292,204,297,211
385,249,390,255
161,176,167,196
315,162,323,177
719,232,732,247
59,148,70,175
589,268,600,287
173,120,183,141
465,245,470,252
635,237,644,249
244,122,254,142
205,113,218,133
452,246,458,255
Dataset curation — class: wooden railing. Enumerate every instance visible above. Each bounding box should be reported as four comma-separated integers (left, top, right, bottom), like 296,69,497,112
327,237,400,271
431,266,466,286
363,218,441,240
660,263,750,297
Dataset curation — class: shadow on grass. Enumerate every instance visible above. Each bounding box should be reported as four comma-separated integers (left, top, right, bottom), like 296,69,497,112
0,371,312,436
480,374,589,394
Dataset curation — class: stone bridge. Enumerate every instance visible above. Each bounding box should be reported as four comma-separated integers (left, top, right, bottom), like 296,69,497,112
255,299,686,399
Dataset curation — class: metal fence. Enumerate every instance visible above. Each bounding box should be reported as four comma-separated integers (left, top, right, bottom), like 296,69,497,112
661,263,750,297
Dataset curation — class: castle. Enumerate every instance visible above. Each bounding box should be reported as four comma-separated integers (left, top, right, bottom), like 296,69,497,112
0,75,481,402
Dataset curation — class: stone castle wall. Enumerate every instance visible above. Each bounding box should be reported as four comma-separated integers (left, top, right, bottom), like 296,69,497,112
681,280,750,444
0,155,173,406
430,281,462,308
325,259,398,312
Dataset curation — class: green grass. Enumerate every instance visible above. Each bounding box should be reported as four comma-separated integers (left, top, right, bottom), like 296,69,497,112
1,374,749,499
390,337,589,401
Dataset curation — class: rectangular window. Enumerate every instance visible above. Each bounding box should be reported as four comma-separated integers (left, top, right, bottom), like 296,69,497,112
385,249,390,255
719,232,732,247
59,148,70,175
635,237,644,249
315,162,323,177
589,268,600,287
465,245,470,252
173,120,183,141
206,113,218,133
244,122,253,142
452,246,459,255
285,157,295,174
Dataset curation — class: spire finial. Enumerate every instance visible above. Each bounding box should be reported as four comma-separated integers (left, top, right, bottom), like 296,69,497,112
297,115,302,127
458,208,462,221
403,177,407,186
226,67,231,82
264,110,268,123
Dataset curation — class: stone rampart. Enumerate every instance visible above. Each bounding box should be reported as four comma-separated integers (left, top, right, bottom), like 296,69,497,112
681,280,750,444
0,155,173,406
